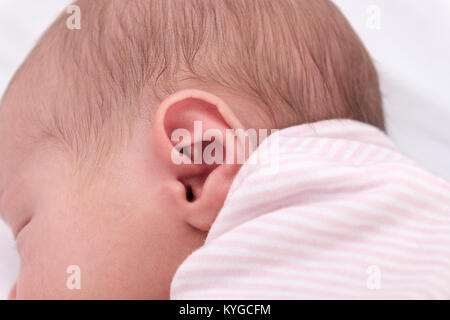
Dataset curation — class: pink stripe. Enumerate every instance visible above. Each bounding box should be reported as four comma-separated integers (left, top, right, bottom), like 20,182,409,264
220,175,450,229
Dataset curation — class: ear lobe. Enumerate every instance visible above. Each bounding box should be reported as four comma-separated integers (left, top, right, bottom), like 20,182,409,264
152,89,246,231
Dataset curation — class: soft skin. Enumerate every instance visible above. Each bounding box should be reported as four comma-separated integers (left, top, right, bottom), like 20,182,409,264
0,87,245,299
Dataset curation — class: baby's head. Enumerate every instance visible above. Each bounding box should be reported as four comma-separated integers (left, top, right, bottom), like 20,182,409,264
0,0,383,299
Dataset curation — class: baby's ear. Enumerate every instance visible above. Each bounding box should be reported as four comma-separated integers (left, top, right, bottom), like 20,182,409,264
152,89,247,231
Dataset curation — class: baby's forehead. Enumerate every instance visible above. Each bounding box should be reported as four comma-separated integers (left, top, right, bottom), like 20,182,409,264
0,77,41,194
1,51,57,129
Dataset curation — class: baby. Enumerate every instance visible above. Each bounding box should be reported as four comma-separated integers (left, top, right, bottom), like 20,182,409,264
1,0,449,300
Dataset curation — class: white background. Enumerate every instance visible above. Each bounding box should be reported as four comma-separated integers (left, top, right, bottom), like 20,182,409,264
0,0,449,299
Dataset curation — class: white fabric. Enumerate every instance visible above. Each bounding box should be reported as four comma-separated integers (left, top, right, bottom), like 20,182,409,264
1,0,450,299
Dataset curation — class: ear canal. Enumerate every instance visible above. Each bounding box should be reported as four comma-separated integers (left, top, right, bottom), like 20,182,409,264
178,159,215,205
185,185,195,202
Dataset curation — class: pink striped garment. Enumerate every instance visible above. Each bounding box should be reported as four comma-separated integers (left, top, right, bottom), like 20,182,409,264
170,119,450,299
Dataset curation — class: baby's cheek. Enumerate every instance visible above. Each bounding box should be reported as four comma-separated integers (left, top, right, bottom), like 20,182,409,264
15,223,64,298
15,213,91,299
14,210,151,299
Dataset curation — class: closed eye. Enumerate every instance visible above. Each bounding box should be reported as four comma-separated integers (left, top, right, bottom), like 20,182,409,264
14,217,31,240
